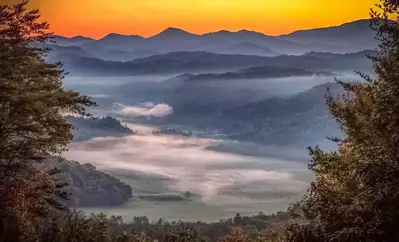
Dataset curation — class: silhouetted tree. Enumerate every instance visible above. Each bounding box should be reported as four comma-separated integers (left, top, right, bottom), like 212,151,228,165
286,0,399,241
0,1,95,241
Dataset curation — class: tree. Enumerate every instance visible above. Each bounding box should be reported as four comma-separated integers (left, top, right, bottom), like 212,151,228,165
183,191,192,200
42,211,114,242
219,228,283,242
116,233,154,242
219,228,251,242
286,0,399,241
0,0,95,241
164,227,206,242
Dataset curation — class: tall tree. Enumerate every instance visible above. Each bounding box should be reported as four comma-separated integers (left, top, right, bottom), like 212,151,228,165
0,1,95,241
286,0,399,241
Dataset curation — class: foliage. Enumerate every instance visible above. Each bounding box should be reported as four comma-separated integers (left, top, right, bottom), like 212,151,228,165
115,233,154,242
36,210,294,242
111,210,296,242
219,228,284,242
0,0,95,241
40,211,111,242
286,0,399,241
164,227,206,242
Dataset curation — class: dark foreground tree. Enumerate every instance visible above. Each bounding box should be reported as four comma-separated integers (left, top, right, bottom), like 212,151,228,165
0,1,95,241
286,0,399,241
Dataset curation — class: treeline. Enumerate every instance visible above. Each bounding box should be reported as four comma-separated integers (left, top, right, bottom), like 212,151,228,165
38,206,300,242
67,116,134,141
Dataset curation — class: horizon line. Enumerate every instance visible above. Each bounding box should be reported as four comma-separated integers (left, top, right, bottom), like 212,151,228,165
53,18,371,41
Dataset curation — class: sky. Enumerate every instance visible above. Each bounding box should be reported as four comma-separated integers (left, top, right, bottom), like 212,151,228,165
3,0,377,39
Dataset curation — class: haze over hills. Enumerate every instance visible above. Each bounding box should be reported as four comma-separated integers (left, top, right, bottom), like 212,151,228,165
49,19,378,62
53,18,374,220
107,80,342,150
45,44,95,59
223,41,280,56
52,35,95,46
167,66,336,83
52,50,374,76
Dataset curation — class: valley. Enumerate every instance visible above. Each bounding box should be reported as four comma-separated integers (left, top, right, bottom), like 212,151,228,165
50,19,375,221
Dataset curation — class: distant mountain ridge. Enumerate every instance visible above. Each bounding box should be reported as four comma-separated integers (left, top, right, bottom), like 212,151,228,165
226,41,280,56
55,19,373,41
167,66,336,82
45,44,94,60
52,35,95,46
50,19,378,61
278,19,377,52
52,50,375,76
125,81,343,147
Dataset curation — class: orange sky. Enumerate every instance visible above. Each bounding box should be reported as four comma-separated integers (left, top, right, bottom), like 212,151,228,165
3,0,377,39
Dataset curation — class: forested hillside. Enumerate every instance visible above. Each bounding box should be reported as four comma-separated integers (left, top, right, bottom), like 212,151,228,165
67,116,134,141
41,159,133,207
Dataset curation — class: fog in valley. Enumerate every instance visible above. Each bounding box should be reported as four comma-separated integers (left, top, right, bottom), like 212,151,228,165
50,19,378,222
64,124,310,221
61,72,348,221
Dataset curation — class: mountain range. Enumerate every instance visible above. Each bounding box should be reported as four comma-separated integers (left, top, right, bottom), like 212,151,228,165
50,19,377,62
123,81,343,148
50,50,375,76
279,19,377,51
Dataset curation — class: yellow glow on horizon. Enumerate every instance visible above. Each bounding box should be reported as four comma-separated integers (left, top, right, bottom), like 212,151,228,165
4,0,377,39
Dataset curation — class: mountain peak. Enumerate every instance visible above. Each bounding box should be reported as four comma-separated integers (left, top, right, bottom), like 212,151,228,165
105,33,122,37
102,33,143,40
237,29,271,38
153,27,197,38
237,29,255,34
212,30,233,35
70,35,93,41
165,27,186,32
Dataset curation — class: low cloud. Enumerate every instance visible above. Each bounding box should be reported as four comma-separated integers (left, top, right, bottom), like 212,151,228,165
64,124,309,204
140,102,156,108
118,103,173,118
64,123,312,220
